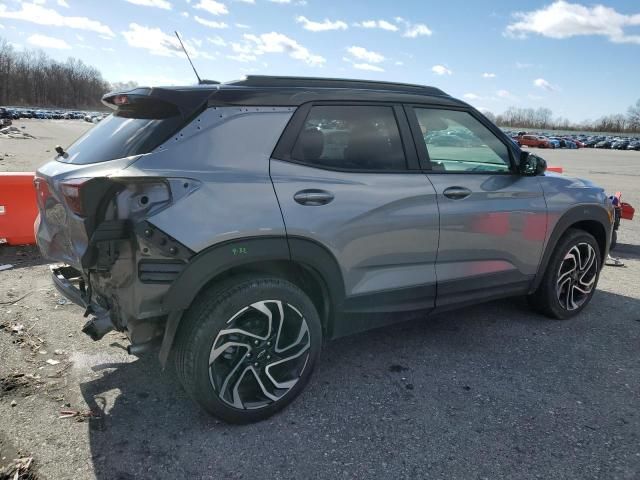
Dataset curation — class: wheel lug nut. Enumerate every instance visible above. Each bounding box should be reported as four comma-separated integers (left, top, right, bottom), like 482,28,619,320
246,353,251,358
267,342,271,346
254,362,259,367
254,340,259,346
266,355,271,360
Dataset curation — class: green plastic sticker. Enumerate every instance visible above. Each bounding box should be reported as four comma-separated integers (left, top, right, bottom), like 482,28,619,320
232,247,248,256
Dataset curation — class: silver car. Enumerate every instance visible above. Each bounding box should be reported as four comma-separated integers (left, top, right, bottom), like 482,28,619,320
35,76,613,423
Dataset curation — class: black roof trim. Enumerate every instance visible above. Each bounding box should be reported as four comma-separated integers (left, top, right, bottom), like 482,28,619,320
225,75,448,96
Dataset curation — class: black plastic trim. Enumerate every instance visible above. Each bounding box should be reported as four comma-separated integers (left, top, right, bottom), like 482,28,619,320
530,204,612,292
436,271,532,309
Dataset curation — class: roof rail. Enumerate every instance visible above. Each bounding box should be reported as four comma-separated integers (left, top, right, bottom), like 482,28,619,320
226,75,448,96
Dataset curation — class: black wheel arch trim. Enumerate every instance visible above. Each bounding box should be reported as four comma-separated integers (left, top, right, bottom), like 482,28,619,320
158,235,345,366
530,204,611,293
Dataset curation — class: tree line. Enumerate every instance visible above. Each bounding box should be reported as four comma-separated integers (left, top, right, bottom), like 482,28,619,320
0,37,110,109
484,101,640,134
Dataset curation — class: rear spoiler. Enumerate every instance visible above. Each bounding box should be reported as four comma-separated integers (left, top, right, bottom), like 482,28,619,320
101,86,218,119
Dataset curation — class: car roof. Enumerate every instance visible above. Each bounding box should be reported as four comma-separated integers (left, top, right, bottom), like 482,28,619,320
208,75,458,107
105,75,464,110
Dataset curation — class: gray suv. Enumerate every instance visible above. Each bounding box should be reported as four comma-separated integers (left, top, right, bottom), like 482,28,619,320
35,76,613,423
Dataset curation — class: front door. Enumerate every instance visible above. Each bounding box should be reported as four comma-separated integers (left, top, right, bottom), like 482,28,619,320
407,106,547,307
270,103,440,322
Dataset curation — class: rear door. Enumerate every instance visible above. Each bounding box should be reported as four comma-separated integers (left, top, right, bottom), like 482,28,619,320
406,106,547,307
271,103,440,319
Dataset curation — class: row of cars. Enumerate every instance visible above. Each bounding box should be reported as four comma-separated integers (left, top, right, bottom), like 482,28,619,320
0,106,107,123
504,130,640,151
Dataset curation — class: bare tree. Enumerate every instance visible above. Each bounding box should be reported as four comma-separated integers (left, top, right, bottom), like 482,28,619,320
0,35,109,109
627,99,640,131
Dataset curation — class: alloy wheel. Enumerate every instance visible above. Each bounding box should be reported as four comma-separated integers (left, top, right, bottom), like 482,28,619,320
208,300,311,410
556,242,598,311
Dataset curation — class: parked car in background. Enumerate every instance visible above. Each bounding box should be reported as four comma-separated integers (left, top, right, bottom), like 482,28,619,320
0,107,13,127
612,140,629,150
518,134,552,148
595,140,612,149
547,137,562,148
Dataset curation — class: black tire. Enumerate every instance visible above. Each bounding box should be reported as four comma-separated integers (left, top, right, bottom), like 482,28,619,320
528,228,601,319
174,275,322,424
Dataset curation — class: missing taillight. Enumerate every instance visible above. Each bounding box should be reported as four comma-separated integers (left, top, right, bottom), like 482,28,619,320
34,176,51,210
60,178,90,216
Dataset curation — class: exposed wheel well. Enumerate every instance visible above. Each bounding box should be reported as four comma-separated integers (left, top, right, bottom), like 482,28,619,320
198,260,332,336
568,220,607,261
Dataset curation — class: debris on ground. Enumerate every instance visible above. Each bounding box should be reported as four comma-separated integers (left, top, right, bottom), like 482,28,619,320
0,126,35,139
45,359,59,366
0,456,38,480
0,265,13,272
58,409,100,421
0,374,31,398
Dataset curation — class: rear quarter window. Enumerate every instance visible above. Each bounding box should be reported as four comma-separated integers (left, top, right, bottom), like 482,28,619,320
58,100,183,165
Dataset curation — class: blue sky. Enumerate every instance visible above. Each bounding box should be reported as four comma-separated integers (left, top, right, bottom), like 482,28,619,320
0,0,639,121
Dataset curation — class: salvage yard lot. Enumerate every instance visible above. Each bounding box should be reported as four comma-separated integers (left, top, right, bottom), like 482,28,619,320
1,123,639,479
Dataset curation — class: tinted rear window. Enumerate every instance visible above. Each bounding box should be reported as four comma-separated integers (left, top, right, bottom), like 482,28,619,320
58,105,182,165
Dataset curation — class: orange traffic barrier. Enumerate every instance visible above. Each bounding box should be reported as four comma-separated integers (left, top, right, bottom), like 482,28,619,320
0,172,38,245
547,166,563,173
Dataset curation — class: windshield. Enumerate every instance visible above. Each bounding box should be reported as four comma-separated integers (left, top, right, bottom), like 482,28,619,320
58,112,182,165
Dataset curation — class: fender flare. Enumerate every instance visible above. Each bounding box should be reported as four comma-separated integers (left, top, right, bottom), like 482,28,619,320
530,204,612,292
158,236,345,366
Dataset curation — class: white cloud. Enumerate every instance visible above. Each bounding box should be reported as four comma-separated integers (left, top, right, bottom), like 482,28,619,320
27,33,71,49
353,63,384,72
354,19,398,32
431,64,452,75
395,60,404,66
207,35,227,46
506,1,640,45
122,23,207,58
234,0,255,3
194,16,228,28
533,78,557,91
181,11,189,17
482,72,496,78
516,62,533,68
57,0,70,7
497,89,517,100
0,3,114,37
346,46,384,63
194,0,228,15
296,16,347,32
0,24,4,30
403,23,432,38
268,0,308,5
124,0,172,9
234,32,325,66
463,93,480,100
235,23,250,29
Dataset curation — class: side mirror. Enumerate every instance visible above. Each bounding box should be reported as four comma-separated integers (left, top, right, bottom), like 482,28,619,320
519,151,547,176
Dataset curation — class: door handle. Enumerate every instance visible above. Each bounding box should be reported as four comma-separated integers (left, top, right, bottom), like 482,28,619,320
443,186,472,200
293,189,334,206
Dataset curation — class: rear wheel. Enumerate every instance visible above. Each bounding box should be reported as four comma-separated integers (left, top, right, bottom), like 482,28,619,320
174,275,322,423
528,229,601,319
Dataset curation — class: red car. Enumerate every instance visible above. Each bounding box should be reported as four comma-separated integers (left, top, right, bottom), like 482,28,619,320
518,134,551,148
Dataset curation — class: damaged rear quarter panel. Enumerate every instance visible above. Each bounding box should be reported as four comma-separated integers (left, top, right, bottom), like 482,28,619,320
127,106,295,253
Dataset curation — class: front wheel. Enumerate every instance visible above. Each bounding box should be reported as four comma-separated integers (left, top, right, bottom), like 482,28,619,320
174,275,322,423
528,229,601,319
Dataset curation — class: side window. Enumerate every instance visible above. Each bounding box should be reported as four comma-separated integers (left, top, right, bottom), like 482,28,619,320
291,105,407,171
413,108,511,173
